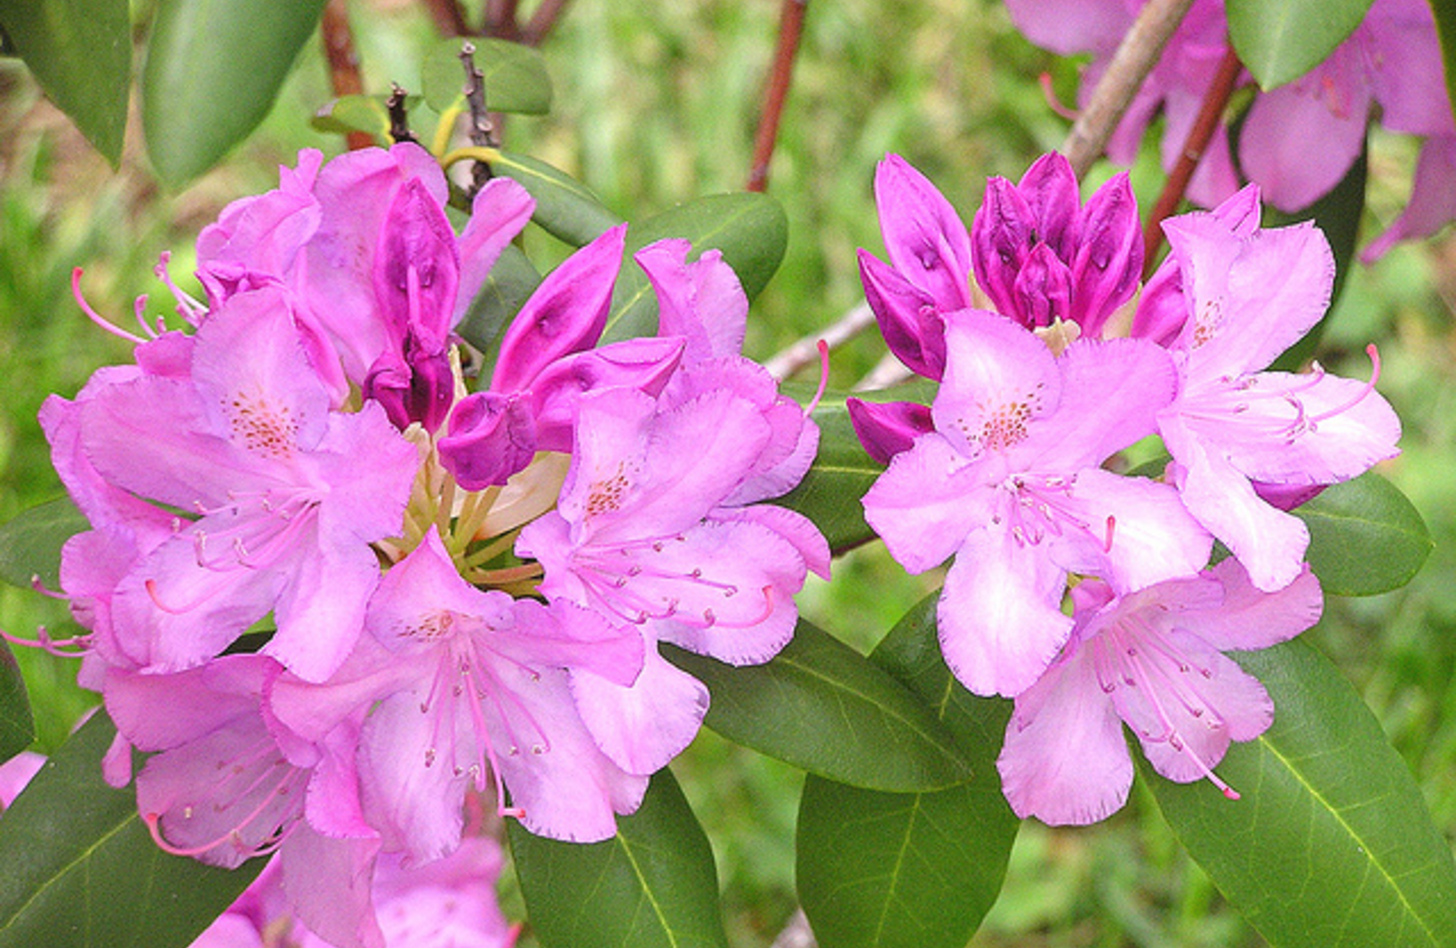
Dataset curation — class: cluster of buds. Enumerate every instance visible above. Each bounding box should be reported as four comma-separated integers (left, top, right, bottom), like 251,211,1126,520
37,143,827,947
852,153,1399,824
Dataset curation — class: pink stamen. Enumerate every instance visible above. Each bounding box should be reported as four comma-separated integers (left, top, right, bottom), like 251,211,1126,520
154,251,208,326
806,339,830,416
30,574,67,600
1039,72,1079,120
0,624,90,658
145,577,219,616
73,268,147,344
1102,515,1116,554
1306,344,1381,426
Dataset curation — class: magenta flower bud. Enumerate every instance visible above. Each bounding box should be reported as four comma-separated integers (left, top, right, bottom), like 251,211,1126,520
970,175,1037,320
373,178,461,352
1011,242,1073,328
971,154,1144,336
1018,151,1082,261
874,154,974,312
362,340,456,434
846,397,933,465
1070,173,1142,338
439,391,539,489
490,224,627,395
857,250,946,380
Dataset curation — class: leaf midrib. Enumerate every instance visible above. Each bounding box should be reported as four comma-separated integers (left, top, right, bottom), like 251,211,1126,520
1256,734,1442,946
0,810,136,937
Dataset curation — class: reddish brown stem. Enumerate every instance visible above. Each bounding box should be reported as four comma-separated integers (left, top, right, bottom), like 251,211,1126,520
522,0,571,46
321,0,373,151
484,0,520,40
746,0,808,192
422,0,470,36
1142,44,1244,276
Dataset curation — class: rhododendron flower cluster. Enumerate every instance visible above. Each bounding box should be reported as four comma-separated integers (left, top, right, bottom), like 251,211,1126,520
38,143,827,947
1005,0,1456,257
852,152,1400,824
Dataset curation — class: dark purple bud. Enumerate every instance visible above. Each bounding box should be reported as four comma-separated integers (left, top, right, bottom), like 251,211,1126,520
858,250,946,380
1017,152,1081,261
491,224,627,395
1069,172,1142,338
1252,481,1326,511
373,179,461,351
1010,243,1073,329
846,397,933,465
970,176,1036,319
362,335,455,433
438,391,539,489
529,336,686,452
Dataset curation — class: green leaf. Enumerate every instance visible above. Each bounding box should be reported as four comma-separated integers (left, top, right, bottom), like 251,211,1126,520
1145,637,1456,947
797,595,1019,948
0,641,34,762
421,37,552,116
488,151,623,248
775,383,932,554
604,193,789,343
310,94,392,143
142,0,328,186
1228,0,1374,90
508,769,728,948
458,243,541,373
0,497,88,591
0,712,262,948
1296,471,1431,596
1433,0,1456,126
0,0,130,164
663,620,974,792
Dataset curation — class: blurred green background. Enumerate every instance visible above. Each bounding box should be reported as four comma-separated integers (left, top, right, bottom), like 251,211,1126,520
1,1,1453,945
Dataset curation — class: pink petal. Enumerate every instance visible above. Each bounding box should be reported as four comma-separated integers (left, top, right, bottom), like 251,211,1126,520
938,525,1074,698
1029,337,1175,470
635,240,748,363
875,154,973,311
933,309,1061,461
455,177,535,325
1239,72,1371,213
1179,559,1323,652
862,434,998,574
996,644,1132,825
569,649,709,775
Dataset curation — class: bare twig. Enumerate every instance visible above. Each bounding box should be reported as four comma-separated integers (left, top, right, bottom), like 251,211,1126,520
747,0,809,192
387,83,419,144
484,0,520,40
320,0,373,151
765,302,874,382
1062,0,1198,179
521,0,572,46
459,42,498,196
422,0,470,37
1142,44,1243,275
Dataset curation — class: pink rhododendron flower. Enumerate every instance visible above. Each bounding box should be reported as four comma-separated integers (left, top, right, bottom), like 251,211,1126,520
1151,210,1402,590
862,308,1211,697
997,559,1322,824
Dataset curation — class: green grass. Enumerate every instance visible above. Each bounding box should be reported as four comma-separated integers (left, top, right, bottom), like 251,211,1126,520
1,2,1453,946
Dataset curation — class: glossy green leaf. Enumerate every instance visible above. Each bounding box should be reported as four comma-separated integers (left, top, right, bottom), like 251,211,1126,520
1296,471,1431,596
1228,0,1374,90
508,769,728,948
663,620,974,792
604,193,789,343
0,0,129,164
1146,637,1456,947
310,94,391,143
0,711,262,948
1433,0,1456,126
0,497,88,591
421,37,552,116
0,641,34,763
488,151,623,248
142,0,328,186
798,594,1018,948
775,383,932,554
